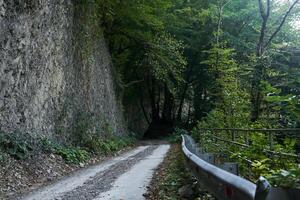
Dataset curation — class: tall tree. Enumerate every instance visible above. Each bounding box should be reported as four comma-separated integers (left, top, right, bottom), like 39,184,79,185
251,0,300,121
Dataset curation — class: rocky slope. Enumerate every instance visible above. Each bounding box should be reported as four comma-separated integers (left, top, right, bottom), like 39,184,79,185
0,0,124,139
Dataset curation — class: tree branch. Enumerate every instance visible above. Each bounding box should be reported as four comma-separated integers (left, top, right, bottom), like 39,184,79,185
264,0,300,48
257,0,271,56
258,0,266,19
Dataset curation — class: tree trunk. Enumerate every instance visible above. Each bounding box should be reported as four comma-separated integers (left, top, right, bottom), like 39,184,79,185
147,76,160,121
162,84,174,123
139,87,150,125
177,83,189,121
250,0,299,122
250,0,270,122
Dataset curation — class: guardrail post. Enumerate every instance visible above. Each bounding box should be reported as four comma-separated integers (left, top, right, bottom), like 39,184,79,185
195,147,203,156
219,162,239,175
200,153,215,164
182,134,257,200
254,177,271,200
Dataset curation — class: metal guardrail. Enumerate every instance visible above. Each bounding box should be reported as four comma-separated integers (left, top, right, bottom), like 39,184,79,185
181,134,300,200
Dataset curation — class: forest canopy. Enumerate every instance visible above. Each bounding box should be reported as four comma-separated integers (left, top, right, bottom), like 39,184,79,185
92,0,300,134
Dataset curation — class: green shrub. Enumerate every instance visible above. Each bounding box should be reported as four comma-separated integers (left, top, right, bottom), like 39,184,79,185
267,166,300,188
42,138,61,152
42,139,90,164
85,135,136,155
55,147,90,164
74,112,95,146
191,121,299,185
0,131,33,160
73,112,137,155
168,128,186,143
42,134,136,164
0,126,137,164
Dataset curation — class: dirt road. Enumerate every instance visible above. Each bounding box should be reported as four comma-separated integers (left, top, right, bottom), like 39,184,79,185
20,144,170,200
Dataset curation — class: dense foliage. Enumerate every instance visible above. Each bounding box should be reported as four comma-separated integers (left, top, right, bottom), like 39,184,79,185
93,0,300,131
90,0,300,187
191,127,299,187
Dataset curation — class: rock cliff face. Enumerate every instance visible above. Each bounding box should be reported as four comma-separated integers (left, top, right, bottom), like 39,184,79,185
0,0,125,139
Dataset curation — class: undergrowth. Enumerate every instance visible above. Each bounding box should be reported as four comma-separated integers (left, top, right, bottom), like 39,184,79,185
41,133,136,164
42,139,90,164
166,128,187,144
73,112,136,156
0,112,137,165
190,124,300,188
153,145,214,200
157,146,193,199
0,131,34,160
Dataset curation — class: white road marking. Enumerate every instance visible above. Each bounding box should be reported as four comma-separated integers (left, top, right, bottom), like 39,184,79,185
95,144,170,200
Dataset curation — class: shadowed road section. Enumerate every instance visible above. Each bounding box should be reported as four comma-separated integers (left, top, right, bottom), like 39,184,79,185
21,144,170,200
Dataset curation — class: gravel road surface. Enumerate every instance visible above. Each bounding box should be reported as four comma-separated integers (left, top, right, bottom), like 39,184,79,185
21,144,170,200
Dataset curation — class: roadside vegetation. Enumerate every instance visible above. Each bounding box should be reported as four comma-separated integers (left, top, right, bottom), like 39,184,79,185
93,0,300,136
146,143,215,200
189,126,300,188
0,115,137,198
0,114,136,164
41,135,136,164
92,1,300,189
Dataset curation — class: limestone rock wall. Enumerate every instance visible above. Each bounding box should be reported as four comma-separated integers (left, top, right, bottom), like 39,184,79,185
0,0,125,140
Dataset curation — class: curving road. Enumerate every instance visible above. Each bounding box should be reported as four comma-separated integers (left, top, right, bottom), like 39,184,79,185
21,144,170,200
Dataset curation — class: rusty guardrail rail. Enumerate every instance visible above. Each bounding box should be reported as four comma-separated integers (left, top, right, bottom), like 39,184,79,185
181,134,300,200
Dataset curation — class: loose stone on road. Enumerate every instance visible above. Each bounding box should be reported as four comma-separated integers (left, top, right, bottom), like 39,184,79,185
21,143,170,200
